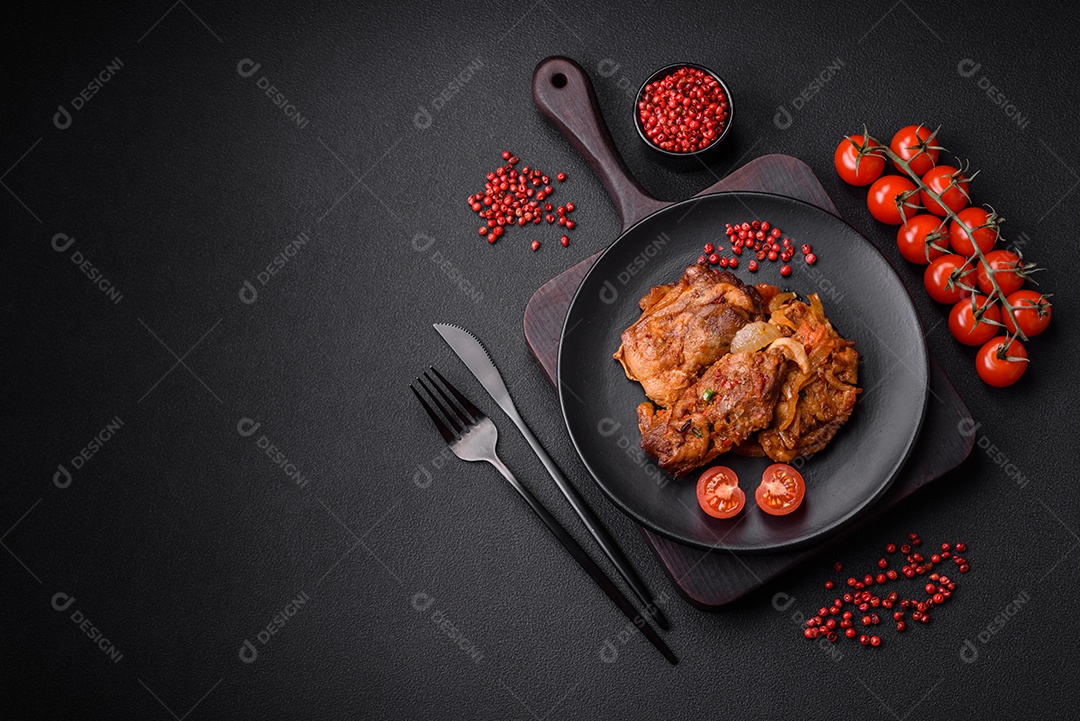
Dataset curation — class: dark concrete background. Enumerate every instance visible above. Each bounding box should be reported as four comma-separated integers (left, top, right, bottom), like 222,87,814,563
5,1,1078,717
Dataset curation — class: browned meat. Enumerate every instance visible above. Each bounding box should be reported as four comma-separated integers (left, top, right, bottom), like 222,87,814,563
756,294,860,462
614,264,766,407
637,349,787,476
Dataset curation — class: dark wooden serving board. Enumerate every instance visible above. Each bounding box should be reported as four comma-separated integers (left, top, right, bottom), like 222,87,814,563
523,58,974,609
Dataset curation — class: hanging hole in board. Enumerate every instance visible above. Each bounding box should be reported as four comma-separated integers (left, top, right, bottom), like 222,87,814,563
551,73,567,88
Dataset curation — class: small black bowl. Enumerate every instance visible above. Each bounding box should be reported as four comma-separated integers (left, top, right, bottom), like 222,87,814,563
633,62,734,170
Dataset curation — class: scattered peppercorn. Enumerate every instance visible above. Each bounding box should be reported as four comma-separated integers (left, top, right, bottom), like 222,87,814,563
805,535,972,650
470,151,575,251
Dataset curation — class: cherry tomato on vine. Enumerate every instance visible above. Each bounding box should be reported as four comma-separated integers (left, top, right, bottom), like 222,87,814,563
1001,290,1052,337
976,249,1025,295
976,336,1028,387
867,175,918,224
949,207,998,257
896,214,948,264
696,466,744,519
755,464,805,516
949,295,1001,346
924,254,975,304
834,135,885,186
890,125,939,176
921,165,970,216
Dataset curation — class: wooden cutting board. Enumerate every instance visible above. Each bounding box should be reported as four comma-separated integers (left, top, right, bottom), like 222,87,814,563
524,152,974,608
527,153,976,608
524,57,974,608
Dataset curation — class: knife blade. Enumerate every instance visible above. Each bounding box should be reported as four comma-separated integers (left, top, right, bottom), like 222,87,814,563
433,322,669,630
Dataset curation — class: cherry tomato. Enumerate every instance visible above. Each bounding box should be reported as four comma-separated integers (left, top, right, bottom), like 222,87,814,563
976,336,1028,387
949,207,998,257
755,464,805,516
867,175,918,225
975,249,1025,296
948,295,1001,346
896,214,947,264
924,254,975,304
697,466,744,519
890,125,939,176
834,135,885,186
1001,290,1052,337
921,165,970,216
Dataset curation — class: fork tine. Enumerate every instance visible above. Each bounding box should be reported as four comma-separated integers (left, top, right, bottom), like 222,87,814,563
417,374,466,435
423,369,477,431
430,366,484,423
410,383,456,444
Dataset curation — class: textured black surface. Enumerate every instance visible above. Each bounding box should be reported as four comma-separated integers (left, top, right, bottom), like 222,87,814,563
5,1,1079,718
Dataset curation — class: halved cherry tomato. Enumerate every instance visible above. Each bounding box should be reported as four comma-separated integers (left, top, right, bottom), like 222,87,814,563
697,466,744,519
921,165,970,216
867,175,918,225
976,336,1028,387
890,125,939,177
924,254,975,304
896,214,947,264
949,295,1001,346
976,249,1025,296
1002,290,1052,337
755,464,805,516
949,207,998,257
834,135,885,186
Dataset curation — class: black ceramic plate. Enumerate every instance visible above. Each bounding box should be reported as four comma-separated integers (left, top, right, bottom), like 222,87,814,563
558,192,929,553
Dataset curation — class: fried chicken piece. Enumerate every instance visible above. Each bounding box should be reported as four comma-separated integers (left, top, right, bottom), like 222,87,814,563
757,295,860,462
637,349,787,476
614,264,766,408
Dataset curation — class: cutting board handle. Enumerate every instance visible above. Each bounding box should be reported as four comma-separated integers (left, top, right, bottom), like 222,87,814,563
533,56,666,231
